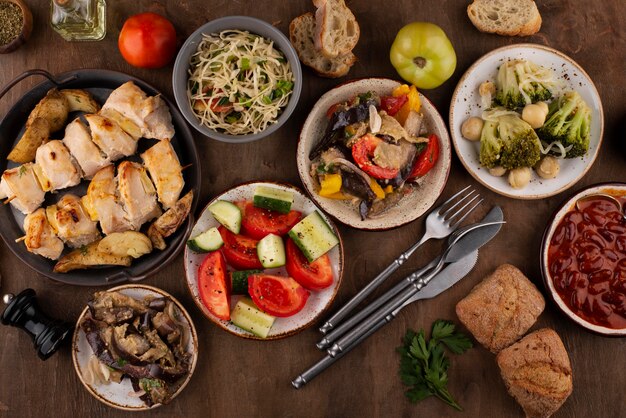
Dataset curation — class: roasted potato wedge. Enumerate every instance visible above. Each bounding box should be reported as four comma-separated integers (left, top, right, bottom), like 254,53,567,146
8,89,70,163
7,118,50,164
148,191,193,250
61,89,101,113
98,231,152,258
53,241,132,273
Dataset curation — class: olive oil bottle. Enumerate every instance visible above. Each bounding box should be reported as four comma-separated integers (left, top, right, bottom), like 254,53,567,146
50,0,106,41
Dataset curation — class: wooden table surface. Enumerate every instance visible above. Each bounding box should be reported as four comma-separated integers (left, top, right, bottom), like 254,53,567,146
1,1,625,417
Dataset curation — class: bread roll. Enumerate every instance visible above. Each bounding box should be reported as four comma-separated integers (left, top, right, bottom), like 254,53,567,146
456,264,545,353
497,328,573,418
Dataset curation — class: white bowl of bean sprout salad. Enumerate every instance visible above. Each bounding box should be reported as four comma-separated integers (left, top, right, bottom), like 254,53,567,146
173,16,302,143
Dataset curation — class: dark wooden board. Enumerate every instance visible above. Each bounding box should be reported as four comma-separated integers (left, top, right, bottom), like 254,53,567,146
1,1,625,417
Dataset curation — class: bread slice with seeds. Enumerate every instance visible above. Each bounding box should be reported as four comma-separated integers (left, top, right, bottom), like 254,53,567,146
289,13,356,78
467,0,542,37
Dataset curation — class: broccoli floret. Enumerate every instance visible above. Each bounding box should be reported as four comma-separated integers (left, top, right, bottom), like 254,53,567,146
479,110,542,169
479,120,502,168
537,91,591,158
494,60,560,109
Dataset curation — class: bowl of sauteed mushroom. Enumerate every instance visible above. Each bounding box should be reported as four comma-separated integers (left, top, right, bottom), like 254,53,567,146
72,285,198,410
296,78,451,230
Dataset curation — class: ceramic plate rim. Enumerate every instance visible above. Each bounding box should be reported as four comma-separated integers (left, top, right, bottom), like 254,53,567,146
449,43,604,200
183,180,344,340
71,284,199,410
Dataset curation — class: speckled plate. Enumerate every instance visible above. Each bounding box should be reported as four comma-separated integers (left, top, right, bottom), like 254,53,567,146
184,181,344,340
296,78,451,230
540,183,626,336
72,284,198,410
449,44,604,199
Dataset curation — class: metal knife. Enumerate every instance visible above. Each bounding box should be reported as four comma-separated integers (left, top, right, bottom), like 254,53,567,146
317,206,504,351
291,249,479,389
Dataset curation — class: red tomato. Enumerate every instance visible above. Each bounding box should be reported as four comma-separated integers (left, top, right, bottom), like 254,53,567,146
118,13,177,69
326,103,341,118
408,134,440,179
240,202,302,240
197,251,230,320
285,239,334,290
248,274,310,317
380,95,408,116
352,134,400,179
218,226,263,270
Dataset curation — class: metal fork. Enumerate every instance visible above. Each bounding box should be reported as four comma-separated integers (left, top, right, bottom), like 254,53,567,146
318,186,482,335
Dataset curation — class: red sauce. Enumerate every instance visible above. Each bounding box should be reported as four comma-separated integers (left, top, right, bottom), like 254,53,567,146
548,194,626,329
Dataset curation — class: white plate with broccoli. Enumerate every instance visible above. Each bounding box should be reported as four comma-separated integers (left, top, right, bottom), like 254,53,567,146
449,44,604,199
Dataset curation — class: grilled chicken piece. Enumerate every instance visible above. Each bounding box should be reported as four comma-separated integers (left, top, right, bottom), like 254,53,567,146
0,163,46,214
62,119,111,179
23,208,64,260
117,161,162,229
141,140,183,209
82,166,133,235
47,194,101,248
141,96,175,140
85,114,137,160
147,191,193,250
35,140,82,191
101,81,174,140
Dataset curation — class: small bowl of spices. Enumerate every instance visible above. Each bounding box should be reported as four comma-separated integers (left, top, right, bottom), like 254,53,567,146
0,0,32,54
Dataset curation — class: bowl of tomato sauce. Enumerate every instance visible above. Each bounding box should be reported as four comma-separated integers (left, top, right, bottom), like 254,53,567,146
541,183,626,336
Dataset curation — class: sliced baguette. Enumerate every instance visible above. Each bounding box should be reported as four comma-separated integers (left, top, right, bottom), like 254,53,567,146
290,13,356,78
467,0,541,37
313,0,360,58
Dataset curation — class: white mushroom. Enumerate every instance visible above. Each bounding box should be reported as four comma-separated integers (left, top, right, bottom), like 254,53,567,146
508,167,532,189
461,117,484,141
535,156,560,179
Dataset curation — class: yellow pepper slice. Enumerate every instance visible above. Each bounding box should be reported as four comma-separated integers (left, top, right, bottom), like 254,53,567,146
369,179,385,199
384,185,394,194
319,173,342,197
393,84,421,125
325,192,352,200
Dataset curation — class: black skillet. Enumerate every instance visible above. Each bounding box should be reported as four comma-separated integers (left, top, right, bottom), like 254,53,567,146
0,69,201,286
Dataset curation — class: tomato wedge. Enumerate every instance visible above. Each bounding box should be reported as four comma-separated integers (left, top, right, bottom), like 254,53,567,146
380,94,408,116
408,134,439,179
352,134,400,179
248,274,310,317
286,239,334,290
240,202,302,240
197,251,230,320
218,226,263,270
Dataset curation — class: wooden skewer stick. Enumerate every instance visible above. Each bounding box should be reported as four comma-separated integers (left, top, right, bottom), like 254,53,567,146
3,196,15,205
15,236,26,243
181,163,193,171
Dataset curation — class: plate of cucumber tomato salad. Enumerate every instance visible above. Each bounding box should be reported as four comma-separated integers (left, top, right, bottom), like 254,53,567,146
184,181,344,339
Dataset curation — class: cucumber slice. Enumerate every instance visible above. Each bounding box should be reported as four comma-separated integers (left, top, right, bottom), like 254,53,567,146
231,297,275,338
253,186,294,214
187,227,223,252
256,234,286,268
288,211,339,262
208,200,241,234
230,270,262,295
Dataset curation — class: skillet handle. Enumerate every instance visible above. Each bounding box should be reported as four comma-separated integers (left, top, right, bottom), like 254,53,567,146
0,69,78,102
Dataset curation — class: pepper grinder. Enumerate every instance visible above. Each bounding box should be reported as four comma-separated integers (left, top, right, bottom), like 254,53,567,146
2,289,73,360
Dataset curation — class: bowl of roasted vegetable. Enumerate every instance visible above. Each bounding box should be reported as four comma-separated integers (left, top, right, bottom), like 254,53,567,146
296,78,451,230
72,285,198,410
450,44,604,199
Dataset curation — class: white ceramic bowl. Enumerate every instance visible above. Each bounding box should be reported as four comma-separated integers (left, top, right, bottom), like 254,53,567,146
297,78,451,230
541,183,626,336
72,285,199,410
450,44,604,199
184,181,344,340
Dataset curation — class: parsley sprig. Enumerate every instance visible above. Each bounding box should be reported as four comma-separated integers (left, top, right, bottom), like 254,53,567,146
397,320,473,410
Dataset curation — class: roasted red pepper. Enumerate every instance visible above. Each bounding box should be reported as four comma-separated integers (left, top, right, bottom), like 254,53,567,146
351,134,400,180
408,134,439,179
380,94,408,116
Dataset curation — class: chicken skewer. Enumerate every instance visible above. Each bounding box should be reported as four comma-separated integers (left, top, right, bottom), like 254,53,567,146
1,81,175,215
